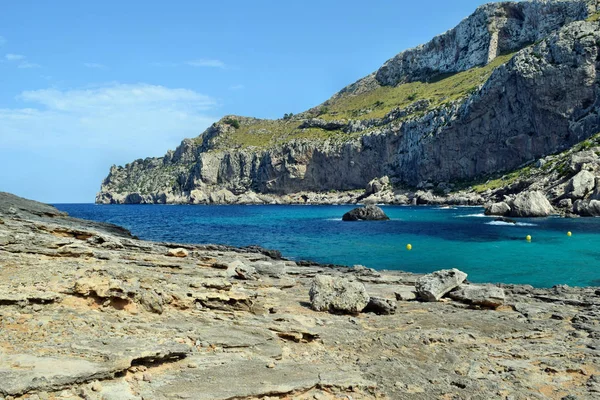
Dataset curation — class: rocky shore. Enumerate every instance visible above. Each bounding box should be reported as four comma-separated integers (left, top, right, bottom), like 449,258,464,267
1,191,600,399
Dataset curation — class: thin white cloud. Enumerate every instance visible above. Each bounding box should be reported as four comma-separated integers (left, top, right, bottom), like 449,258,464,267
5,53,25,61
83,62,107,69
229,84,245,90
0,36,6,46
4,53,41,68
2,83,217,155
186,59,225,68
18,62,41,69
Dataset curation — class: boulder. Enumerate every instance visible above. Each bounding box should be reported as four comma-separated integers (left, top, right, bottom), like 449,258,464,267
590,177,600,200
557,198,573,210
167,248,189,258
574,199,600,217
394,286,418,301
342,205,390,221
567,170,595,199
415,269,468,302
507,191,554,217
363,297,397,315
365,176,390,195
309,275,370,314
484,202,511,216
447,284,506,308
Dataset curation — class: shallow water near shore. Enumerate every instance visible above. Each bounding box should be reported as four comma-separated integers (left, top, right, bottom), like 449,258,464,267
54,204,600,288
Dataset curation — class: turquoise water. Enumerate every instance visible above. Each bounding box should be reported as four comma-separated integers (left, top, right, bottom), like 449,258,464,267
54,204,600,288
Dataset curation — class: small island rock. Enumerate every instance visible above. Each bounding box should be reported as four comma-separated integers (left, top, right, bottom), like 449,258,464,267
342,205,390,221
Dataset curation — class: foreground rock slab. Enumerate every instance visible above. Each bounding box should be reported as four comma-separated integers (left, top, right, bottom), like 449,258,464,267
2,191,600,399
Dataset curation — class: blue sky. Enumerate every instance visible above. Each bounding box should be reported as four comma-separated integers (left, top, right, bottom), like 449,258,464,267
0,0,499,203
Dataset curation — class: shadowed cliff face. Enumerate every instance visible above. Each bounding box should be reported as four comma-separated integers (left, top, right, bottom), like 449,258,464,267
97,1,600,205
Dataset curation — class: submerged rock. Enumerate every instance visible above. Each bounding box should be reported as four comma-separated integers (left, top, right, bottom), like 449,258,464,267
309,275,370,313
342,205,390,221
494,217,517,224
415,269,468,302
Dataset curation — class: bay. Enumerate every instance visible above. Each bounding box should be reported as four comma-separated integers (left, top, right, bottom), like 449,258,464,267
53,204,600,288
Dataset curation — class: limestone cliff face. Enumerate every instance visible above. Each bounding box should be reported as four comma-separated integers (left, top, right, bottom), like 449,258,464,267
397,20,600,184
97,1,600,204
374,0,595,86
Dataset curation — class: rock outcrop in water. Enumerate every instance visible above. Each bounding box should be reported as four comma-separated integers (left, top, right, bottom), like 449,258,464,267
4,192,600,398
96,1,600,207
342,205,389,221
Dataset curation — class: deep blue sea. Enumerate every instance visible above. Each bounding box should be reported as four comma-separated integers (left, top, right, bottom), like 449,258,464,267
53,204,600,288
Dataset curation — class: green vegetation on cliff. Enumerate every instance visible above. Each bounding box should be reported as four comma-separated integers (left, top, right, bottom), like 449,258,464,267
319,52,515,120
470,132,600,193
587,11,600,22
210,53,516,149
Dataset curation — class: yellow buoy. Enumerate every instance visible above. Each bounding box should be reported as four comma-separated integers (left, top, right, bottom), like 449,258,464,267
406,244,412,251
526,235,532,242
567,231,572,237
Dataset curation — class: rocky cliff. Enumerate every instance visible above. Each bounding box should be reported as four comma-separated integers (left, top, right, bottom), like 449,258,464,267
97,0,600,205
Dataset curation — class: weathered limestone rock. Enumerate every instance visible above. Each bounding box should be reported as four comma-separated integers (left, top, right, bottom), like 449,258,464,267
567,170,596,199
235,264,258,280
394,286,418,301
309,275,369,313
363,297,397,315
167,248,189,258
484,202,511,216
375,0,593,85
342,205,389,221
365,176,390,195
507,191,554,217
4,192,600,399
415,269,468,302
448,284,506,308
574,199,600,217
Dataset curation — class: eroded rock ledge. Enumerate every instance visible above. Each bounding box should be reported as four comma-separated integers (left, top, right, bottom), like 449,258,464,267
1,191,600,399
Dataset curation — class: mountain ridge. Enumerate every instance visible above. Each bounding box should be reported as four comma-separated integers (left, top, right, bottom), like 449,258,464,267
97,0,600,213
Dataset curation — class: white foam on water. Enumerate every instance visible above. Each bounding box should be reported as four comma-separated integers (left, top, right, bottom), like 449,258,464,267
456,213,489,218
486,221,538,227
